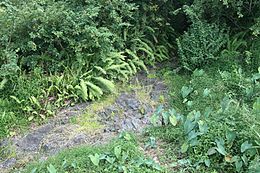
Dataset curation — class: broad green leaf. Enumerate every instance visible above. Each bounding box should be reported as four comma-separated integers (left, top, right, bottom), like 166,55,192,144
241,154,248,165
94,66,107,75
106,156,116,164
169,108,176,116
47,164,57,173
181,86,193,98
121,166,127,173
71,161,77,169
235,160,243,172
226,130,236,143
28,116,34,121
123,133,132,141
0,78,7,90
215,138,227,156
62,159,67,168
30,168,37,173
189,138,199,146
204,107,212,117
155,105,164,114
181,142,189,153
169,115,177,126
114,146,122,159
85,81,103,96
187,101,193,107
10,96,24,104
152,163,162,171
162,112,169,125
122,151,128,162
207,147,217,155
150,114,159,126
193,69,205,77
241,141,252,153
198,120,208,134
79,79,88,100
253,98,260,113
221,96,231,112
30,96,41,109
204,159,210,167
184,119,196,134
88,153,100,166
187,130,198,141
203,88,210,97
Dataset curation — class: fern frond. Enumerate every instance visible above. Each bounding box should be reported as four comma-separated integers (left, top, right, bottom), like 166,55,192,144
125,63,134,75
106,64,128,71
94,66,107,75
85,81,103,96
108,52,126,60
129,60,137,74
133,59,148,74
92,77,116,93
0,78,8,90
80,79,89,101
126,49,139,60
138,47,155,60
134,38,154,53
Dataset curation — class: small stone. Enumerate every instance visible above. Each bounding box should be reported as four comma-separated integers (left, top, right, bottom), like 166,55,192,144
72,134,86,144
0,158,16,169
126,99,140,110
131,118,142,130
122,119,134,131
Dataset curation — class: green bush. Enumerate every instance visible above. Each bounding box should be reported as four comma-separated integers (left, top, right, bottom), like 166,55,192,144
176,19,227,70
149,67,260,172
0,0,137,72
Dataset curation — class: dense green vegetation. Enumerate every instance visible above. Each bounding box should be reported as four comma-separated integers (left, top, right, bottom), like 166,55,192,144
0,0,172,137
1,0,260,172
23,133,164,173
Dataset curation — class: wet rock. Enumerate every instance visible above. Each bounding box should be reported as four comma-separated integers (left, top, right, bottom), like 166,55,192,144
71,134,87,145
136,113,144,119
153,82,167,91
0,140,11,161
126,99,140,110
40,125,80,153
131,118,142,130
122,119,134,131
0,140,8,148
17,124,53,152
0,158,16,169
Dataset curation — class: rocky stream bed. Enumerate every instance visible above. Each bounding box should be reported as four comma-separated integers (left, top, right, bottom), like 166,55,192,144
0,70,169,173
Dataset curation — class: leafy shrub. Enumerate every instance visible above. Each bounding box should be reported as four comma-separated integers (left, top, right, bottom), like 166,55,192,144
0,0,174,137
176,19,227,70
248,37,260,70
150,68,260,172
0,0,136,72
192,0,260,29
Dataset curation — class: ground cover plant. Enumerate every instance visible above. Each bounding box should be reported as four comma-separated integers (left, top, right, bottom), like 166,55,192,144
148,66,260,172
146,1,260,172
22,133,164,173
1,0,260,172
